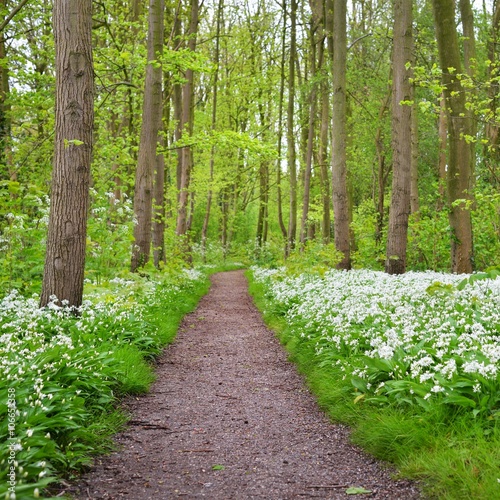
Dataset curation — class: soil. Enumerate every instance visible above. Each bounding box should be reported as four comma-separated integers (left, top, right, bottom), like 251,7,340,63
68,270,421,499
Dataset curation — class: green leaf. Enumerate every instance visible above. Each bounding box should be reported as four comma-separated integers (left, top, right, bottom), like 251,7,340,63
212,464,225,471
346,486,373,495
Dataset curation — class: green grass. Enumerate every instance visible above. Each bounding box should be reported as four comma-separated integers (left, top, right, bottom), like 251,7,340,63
247,271,500,500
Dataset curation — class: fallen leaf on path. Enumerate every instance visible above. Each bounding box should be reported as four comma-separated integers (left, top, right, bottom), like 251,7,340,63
346,486,372,495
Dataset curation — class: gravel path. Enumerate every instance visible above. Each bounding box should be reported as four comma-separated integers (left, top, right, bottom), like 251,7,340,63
71,270,421,499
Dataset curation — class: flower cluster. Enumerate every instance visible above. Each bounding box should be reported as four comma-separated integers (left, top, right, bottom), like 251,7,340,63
252,267,500,414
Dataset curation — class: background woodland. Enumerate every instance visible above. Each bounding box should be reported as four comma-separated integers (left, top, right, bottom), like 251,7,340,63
1,0,500,299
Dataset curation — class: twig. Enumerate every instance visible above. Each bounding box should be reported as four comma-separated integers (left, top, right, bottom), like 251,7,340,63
215,393,239,400
128,420,171,430
306,484,348,489
179,449,214,453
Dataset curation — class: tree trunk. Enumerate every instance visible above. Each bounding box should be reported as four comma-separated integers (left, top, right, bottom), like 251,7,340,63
300,18,318,248
286,0,298,256
40,0,94,308
131,0,164,272
311,0,333,245
484,2,500,185
459,0,477,190
331,0,351,269
276,0,288,241
176,0,198,242
374,87,391,244
318,42,331,244
385,0,412,275
432,0,474,273
201,0,224,259
152,109,166,268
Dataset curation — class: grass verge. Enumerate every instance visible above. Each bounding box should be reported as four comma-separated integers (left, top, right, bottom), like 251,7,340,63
247,271,500,500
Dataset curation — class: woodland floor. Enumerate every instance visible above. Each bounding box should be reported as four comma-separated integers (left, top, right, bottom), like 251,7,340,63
68,270,421,499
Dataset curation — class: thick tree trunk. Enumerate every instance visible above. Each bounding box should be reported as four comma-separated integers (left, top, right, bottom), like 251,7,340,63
131,0,164,272
385,0,412,275
40,0,94,308
432,0,474,273
331,0,351,269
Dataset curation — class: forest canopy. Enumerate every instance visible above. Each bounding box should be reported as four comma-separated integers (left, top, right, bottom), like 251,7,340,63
1,0,500,301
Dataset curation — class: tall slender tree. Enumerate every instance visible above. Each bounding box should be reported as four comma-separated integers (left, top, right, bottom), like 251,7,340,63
385,0,413,274
201,0,224,257
286,0,298,255
40,0,94,307
176,0,199,242
331,0,351,269
131,0,165,272
300,17,318,248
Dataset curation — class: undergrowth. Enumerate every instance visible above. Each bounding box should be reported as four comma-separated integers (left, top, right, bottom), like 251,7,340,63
247,269,500,500
0,268,211,499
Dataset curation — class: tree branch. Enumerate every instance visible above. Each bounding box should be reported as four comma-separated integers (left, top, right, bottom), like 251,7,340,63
0,0,31,33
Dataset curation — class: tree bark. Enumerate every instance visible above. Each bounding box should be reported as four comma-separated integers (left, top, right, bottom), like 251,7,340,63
385,0,412,275
331,0,351,269
131,0,164,272
40,0,94,308
286,0,298,255
374,86,391,244
318,38,331,244
300,18,318,248
176,0,198,242
152,109,166,268
432,0,474,273
276,0,288,241
459,0,477,187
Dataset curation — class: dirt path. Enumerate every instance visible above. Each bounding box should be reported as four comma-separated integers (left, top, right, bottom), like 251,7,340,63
71,270,421,499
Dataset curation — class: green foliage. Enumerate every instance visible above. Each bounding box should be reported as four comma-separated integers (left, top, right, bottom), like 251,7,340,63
285,241,343,276
0,185,49,293
350,200,385,270
249,267,500,499
0,268,209,499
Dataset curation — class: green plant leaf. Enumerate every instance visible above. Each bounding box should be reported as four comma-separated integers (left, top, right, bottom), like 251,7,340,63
346,486,372,495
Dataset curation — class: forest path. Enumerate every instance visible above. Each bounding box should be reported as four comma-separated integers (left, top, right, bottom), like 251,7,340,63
72,270,420,499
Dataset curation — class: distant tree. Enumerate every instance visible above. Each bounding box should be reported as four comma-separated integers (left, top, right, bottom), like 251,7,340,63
176,0,199,242
40,0,94,307
286,0,298,255
385,0,413,274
